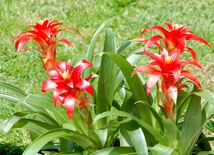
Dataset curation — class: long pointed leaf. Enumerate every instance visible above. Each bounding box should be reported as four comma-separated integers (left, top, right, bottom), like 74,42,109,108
23,129,96,155
0,81,25,96
179,94,202,155
123,121,148,155
12,118,58,132
117,41,133,54
91,147,136,155
0,93,38,111
60,138,74,152
193,89,214,106
83,17,115,78
72,108,88,135
94,111,167,145
25,94,70,124
105,52,149,104
150,144,180,155
96,28,117,128
135,101,163,133
114,47,144,92
203,102,214,119
15,111,59,127
197,151,214,155
163,119,180,148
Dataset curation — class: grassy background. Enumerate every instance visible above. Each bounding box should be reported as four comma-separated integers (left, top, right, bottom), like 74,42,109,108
0,0,214,148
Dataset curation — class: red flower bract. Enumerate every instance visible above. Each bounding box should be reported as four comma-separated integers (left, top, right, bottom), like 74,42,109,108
137,22,210,62
42,59,95,119
12,20,82,71
133,49,202,95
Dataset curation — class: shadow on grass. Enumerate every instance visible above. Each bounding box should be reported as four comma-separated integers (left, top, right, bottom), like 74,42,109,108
0,143,25,155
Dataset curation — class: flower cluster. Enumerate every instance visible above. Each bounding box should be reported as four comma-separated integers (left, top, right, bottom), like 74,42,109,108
13,20,94,120
42,59,95,119
12,20,81,71
134,22,210,121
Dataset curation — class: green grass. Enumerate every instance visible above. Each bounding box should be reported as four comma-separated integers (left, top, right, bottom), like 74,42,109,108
0,0,214,147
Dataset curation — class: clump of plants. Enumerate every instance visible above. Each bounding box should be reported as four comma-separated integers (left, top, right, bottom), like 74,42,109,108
1,18,214,155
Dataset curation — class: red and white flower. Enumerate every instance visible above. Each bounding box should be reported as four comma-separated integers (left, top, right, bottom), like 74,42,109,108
42,59,96,119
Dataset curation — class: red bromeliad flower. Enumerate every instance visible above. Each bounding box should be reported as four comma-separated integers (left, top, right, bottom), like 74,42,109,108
136,22,210,62
42,59,95,119
133,48,203,121
12,20,81,71
134,22,211,121
133,49,202,95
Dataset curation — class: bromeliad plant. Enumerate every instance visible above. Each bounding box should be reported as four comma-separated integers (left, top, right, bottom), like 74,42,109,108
1,19,214,155
133,22,210,122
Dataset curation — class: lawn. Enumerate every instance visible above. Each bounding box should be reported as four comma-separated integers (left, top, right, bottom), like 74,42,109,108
0,0,214,150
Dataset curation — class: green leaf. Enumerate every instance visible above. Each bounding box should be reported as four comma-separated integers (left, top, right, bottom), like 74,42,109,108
15,111,59,127
106,120,120,147
193,89,214,106
150,144,180,155
104,52,153,126
197,137,214,144
60,138,74,152
120,124,133,147
92,60,101,73
0,93,38,111
0,120,6,132
0,81,25,96
89,121,119,148
72,54,86,67
96,28,117,128
114,47,144,92
23,129,96,155
30,130,41,141
57,152,83,155
0,93,20,103
91,147,136,155
104,52,149,104
83,17,115,78
205,120,214,132
13,118,58,130
94,111,167,145
197,133,212,151
112,99,121,110
3,115,22,135
25,94,69,124
135,101,163,133
197,151,214,155
179,94,202,155
72,108,88,135
89,128,108,148
14,95,28,108
176,91,191,121
3,111,58,135
88,130,103,148
203,102,214,119
123,120,148,155
163,119,180,148
117,41,133,54
120,89,135,115
41,151,58,154
41,143,61,150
